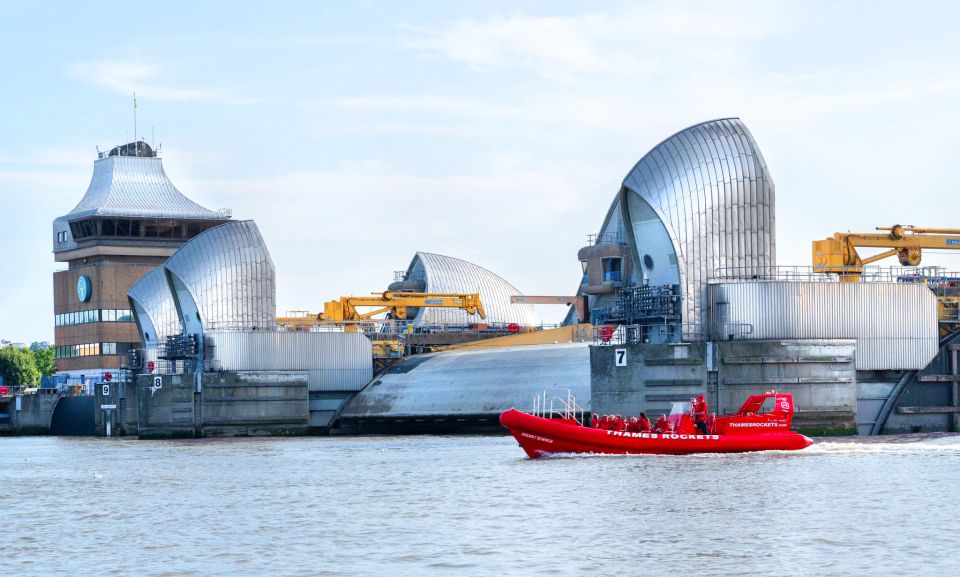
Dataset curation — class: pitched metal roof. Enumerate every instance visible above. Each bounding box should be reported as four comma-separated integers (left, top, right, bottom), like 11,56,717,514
61,153,224,221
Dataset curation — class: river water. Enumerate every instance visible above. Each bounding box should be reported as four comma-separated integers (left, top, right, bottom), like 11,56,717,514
3,434,959,577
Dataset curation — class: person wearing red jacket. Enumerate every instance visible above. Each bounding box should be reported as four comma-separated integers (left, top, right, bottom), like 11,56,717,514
692,395,709,434
626,416,640,433
653,415,670,433
705,412,717,435
636,412,651,433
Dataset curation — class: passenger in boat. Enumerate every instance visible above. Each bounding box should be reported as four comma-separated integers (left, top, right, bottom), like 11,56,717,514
653,414,670,433
692,395,709,435
706,412,716,435
614,416,627,432
591,413,601,428
637,412,651,433
626,416,641,433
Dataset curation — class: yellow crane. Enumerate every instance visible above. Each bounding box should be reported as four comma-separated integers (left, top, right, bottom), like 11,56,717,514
812,224,960,336
812,224,960,281
277,291,486,362
277,291,486,331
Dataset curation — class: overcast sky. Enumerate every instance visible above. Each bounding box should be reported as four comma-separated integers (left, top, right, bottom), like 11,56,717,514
2,1,960,343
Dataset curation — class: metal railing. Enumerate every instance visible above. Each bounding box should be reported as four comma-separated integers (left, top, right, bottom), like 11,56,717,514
714,265,960,284
531,388,585,426
274,320,565,335
585,232,627,246
592,322,753,345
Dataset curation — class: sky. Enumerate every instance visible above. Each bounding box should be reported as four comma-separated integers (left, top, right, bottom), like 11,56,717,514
2,1,960,343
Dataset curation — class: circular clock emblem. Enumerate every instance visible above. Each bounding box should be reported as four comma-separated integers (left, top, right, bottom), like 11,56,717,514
77,275,92,302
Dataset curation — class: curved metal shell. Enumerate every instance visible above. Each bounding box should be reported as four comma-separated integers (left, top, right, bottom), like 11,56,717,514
65,156,223,220
598,117,776,329
339,343,589,418
401,252,538,327
128,266,181,345
164,220,276,333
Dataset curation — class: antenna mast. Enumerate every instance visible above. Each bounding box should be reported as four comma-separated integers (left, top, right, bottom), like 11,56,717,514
133,92,138,152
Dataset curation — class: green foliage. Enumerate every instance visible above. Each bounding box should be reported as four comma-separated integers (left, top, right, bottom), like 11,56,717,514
31,346,56,377
0,346,41,387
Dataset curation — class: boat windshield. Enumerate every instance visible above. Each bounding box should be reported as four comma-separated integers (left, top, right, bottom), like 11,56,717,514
666,401,691,431
669,401,691,417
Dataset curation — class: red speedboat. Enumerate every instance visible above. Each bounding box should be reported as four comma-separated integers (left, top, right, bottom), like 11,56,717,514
501,391,812,458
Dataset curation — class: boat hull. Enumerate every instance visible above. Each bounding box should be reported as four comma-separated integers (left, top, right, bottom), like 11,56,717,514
500,409,813,458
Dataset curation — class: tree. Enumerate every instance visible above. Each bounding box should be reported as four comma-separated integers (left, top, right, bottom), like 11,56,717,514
31,345,56,377
0,346,41,387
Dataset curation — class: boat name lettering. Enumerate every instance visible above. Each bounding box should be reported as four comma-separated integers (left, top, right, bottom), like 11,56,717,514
605,431,719,441
520,432,553,444
727,421,786,428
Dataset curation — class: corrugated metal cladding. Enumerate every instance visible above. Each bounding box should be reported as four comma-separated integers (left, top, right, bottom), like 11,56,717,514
65,155,223,220
339,343,589,418
164,221,276,331
706,281,938,370
53,153,227,253
205,331,372,391
128,267,180,344
596,118,776,330
401,252,539,326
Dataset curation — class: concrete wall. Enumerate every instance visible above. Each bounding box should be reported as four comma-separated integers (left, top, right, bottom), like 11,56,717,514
201,372,309,437
94,378,138,436
590,339,858,434
137,371,309,438
590,342,708,420
1,391,61,435
138,374,196,438
716,340,857,434
883,340,960,433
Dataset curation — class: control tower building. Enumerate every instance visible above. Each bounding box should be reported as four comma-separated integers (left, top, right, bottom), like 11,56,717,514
51,141,230,380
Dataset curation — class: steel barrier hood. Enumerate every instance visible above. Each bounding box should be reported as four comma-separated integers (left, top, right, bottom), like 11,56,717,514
339,342,590,418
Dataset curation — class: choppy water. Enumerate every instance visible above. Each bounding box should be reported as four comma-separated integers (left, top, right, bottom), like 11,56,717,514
3,434,960,577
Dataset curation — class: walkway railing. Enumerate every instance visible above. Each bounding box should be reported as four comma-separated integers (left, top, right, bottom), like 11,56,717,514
592,322,753,345
714,265,960,285
532,388,585,426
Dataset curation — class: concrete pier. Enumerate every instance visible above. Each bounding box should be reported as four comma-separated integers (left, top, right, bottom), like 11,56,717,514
590,339,858,435
0,390,60,435
138,371,310,438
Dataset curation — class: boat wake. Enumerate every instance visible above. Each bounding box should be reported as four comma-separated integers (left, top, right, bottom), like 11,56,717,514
802,433,960,455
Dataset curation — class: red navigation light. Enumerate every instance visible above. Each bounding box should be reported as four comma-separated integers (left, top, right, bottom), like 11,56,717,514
104,372,112,382
147,361,155,373
599,326,614,343
507,323,521,334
